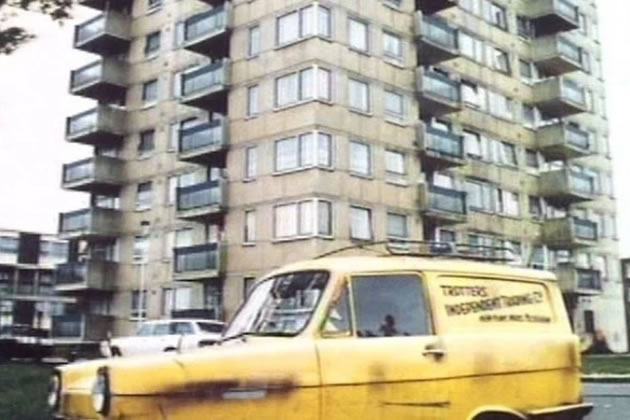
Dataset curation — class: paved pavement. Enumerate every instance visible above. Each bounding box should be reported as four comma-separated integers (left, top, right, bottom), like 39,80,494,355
585,382,630,419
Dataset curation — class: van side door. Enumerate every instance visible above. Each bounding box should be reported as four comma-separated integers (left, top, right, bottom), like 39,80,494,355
316,273,450,420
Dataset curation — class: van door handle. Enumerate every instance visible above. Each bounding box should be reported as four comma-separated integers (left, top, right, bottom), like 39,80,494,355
422,345,446,358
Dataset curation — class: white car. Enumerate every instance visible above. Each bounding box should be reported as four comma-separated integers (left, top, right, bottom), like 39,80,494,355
100,319,225,358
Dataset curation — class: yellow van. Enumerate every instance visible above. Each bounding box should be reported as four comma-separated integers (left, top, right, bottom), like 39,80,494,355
48,252,592,420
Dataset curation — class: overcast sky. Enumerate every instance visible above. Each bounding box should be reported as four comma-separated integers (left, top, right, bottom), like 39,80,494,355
0,4,629,256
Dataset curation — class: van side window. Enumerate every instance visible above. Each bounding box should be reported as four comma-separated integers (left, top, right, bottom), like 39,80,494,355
322,283,352,335
352,274,430,338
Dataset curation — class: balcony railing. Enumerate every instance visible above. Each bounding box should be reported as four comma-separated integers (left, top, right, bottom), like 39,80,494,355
58,208,121,240
525,0,579,36
183,5,231,58
70,60,126,102
428,185,466,214
534,35,583,76
73,12,130,55
51,313,113,342
415,0,458,15
418,69,461,117
63,159,94,184
532,77,586,119
568,171,595,195
418,125,465,170
539,169,595,205
65,107,125,147
416,14,458,65
180,61,230,112
178,120,228,164
78,0,131,11
55,260,117,292
62,156,123,192
177,180,224,212
576,268,602,291
573,218,597,240
174,243,221,276
537,122,591,160
556,263,602,294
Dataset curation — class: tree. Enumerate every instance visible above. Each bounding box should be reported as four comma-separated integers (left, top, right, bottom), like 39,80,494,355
0,0,73,54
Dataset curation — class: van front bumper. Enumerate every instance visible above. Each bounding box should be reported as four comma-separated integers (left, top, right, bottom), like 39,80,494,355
528,403,593,419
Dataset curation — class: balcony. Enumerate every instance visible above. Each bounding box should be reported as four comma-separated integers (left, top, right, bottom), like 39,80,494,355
532,77,587,119
65,106,125,147
173,243,224,282
415,13,459,65
74,12,130,55
62,156,123,195
58,208,121,241
180,61,230,112
539,169,596,205
417,123,466,170
534,36,583,76
178,119,229,165
556,263,602,295
54,260,117,293
419,184,467,224
177,179,227,223
524,0,579,36
415,0,458,15
541,218,598,249
198,0,226,6
51,313,113,343
182,5,232,59
77,0,131,11
537,122,593,161
417,69,462,118
70,59,127,103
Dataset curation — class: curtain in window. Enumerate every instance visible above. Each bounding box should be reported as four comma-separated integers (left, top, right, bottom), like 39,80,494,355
276,137,299,171
349,19,368,51
275,204,297,238
350,207,371,240
318,6,331,36
276,73,299,106
300,68,314,100
300,133,315,167
318,133,332,166
299,201,314,235
350,142,370,174
318,68,331,100
318,201,332,235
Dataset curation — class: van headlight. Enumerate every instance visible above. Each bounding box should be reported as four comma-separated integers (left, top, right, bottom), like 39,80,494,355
47,373,61,410
91,367,111,415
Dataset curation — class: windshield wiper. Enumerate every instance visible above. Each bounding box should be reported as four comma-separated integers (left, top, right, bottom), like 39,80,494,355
219,330,294,344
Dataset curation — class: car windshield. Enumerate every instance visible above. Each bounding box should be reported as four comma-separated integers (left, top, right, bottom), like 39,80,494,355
224,271,329,337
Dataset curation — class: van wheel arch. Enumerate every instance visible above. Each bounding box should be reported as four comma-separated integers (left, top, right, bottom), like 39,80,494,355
164,347,176,352
470,408,527,420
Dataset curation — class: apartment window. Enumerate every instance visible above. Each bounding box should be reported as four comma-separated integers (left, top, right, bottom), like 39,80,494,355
131,290,148,320
273,199,332,239
519,60,536,84
244,210,256,243
522,105,536,129
438,229,456,243
243,277,255,300
461,81,484,109
247,85,260,117
142,79,158,105
275,66,331,107
163,288,193,315
385,149,406,184
133,235,149,263
497,141,517,167
525,149,539,170
459,32,484,63
578,13,589,36
383,31,403,62
0,236,18,253
466,180,495,212
275,131,332,172
464,130,482,159
498,190,520,217
383,0,402,8
350,206,372,240
276,5,329,46
348,18,369,52
584,310,595,334
387,212,408,240
138,129,155,158
349,79,370,112
136,181,153,210
384,90,404,121
349,141,371,176
488,90,513,120
248,25,261,57
245,146,257,180
517,16,533,39
529,196,543,219
144,31,161,57
489,3,508,30
491,48,510,74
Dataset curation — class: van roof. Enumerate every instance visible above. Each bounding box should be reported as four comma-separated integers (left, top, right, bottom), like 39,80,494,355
265,256,557,282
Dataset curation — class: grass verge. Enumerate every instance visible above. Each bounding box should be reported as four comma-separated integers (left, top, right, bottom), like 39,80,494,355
584,355,630,375
0,362,52,420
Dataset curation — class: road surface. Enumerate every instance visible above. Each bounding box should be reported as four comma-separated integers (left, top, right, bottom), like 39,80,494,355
585,382,630,419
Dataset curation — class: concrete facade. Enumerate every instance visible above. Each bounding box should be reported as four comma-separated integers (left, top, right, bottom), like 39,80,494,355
58,0,627,352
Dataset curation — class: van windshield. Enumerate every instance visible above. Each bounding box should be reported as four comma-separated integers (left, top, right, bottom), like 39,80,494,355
224,271,329,338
